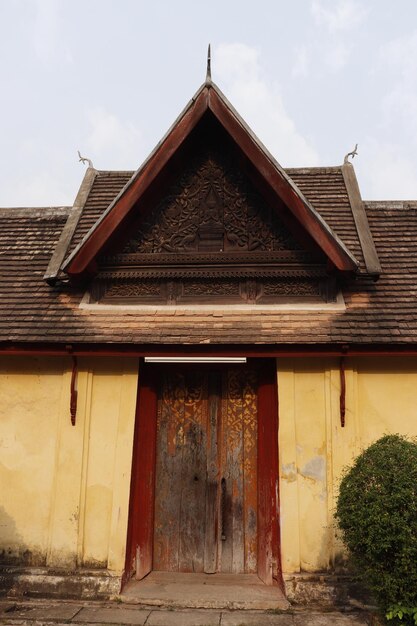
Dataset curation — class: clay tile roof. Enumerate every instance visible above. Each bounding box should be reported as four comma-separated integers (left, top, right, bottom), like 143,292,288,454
0,194,417,347
286,167,365,268
68,171,133,256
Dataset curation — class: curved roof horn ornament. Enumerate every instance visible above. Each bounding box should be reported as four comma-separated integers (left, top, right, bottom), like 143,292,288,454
344,143,358,164
77,150,94,169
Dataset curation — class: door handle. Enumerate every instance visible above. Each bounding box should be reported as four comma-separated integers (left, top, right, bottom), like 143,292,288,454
221,477,226,541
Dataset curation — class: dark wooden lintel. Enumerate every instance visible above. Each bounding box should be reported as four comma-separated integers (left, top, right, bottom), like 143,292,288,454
103,250,322,266
3,342,417,358
97,265,328,280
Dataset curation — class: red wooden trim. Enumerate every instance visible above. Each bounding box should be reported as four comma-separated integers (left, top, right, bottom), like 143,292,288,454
124,358,282,589
340,356,346,428
257,359,282,588
207,89,357,272
3,342,417,358
70,355,78,426
66,90,209,277
123,363,158,586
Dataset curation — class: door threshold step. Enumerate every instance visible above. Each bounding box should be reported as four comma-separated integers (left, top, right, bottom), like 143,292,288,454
120,572,290,610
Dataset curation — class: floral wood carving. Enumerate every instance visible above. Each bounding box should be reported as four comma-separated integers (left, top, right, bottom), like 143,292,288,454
262,279,319,296
123,151,302,254
95,148,335,304
97,277,327,304
182,279,240,296
104,279,161,297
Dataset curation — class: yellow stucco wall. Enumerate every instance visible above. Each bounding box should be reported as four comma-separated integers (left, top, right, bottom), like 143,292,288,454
278,356,417,574
0,356,138,574
2,355,417,579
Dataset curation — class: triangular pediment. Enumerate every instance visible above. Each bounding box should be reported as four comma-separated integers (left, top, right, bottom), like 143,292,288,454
91,144,334,305
62,81,358,290
120,149,304,255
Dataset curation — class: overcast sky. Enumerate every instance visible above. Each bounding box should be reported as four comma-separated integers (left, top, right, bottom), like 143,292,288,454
1,0,417,206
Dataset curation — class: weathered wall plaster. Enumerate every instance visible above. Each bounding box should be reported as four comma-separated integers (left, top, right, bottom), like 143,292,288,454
2,354,417,595
278,356,417,575
0,356,138,576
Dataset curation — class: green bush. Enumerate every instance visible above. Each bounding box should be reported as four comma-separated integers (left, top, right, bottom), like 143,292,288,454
386,606,417,625
335,434,417,620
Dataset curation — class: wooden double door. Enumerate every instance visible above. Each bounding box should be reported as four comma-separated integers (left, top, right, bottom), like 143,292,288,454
125,360,280,586
154,367,258,575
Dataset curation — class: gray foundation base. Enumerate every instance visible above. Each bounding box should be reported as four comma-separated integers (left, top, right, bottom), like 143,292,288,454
284,573,368,607
0,566,121,599
1,566,367,609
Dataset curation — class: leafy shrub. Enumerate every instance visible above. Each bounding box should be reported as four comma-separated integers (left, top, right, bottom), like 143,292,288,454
386,606,417,625
335,434,417,619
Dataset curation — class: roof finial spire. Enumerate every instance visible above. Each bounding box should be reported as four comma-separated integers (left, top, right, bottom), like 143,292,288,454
206,44,212,83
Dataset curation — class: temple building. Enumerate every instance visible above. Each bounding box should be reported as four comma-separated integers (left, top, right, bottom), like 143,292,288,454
1,68,417,607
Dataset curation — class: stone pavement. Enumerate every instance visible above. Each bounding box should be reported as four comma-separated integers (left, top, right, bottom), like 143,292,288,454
0,599,372,626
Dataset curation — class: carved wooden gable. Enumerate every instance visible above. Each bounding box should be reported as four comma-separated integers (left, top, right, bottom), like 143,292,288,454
92,149,335,305
123,151,301,254
64,82,358,289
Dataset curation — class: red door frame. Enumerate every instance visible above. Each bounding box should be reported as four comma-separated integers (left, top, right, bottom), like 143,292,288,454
122,364,158,585
123,358,282,589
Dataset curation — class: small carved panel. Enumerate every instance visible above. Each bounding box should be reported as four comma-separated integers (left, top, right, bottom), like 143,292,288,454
97,278,164,304
262,279,320,297
123,151,302,255
105,280,161,298
181,280,240,297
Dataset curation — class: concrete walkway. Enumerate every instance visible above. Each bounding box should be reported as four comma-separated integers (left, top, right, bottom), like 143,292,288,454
0,599,371,626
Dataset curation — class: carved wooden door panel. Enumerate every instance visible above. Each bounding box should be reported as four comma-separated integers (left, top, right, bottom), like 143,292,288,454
152,367,258,574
